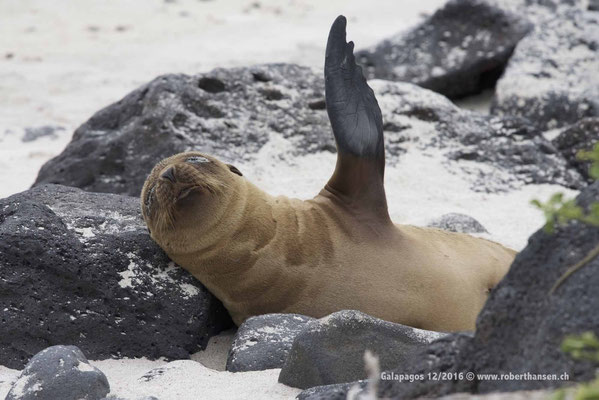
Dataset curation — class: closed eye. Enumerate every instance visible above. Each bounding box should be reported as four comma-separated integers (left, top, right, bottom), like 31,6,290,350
186,156,210,164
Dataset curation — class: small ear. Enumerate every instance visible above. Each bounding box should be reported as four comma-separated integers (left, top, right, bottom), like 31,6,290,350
228,164,243,176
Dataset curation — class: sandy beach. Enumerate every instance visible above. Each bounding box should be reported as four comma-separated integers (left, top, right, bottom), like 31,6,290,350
0,1,581,399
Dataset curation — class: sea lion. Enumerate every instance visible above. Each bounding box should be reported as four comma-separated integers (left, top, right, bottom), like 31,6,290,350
140,16,516,332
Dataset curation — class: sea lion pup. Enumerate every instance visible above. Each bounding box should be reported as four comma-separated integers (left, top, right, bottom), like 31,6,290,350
141,16,516,332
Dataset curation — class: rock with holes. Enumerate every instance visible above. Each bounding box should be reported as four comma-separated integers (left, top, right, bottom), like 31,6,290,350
427,213,488,234
33,65,582,195
278,310,447,389
552,118,599,184
491,8,599,130
0,184,232,369
226,313,315,372
355,0,532,98
368,80,584,192
33,64,332,196
5,345,109,400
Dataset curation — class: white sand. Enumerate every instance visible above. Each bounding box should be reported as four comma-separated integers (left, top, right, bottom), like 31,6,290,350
0,0,445,198
86,328,294,399
0,365,20,399
240,132,577,251
91,359,300,400
191,328,236,371
0,330,300,400
0,1,582,399
453,88,494,113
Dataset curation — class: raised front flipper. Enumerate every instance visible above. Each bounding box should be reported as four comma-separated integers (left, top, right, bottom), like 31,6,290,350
324,15,389,222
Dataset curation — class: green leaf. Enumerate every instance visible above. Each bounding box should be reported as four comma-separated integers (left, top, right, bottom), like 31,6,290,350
577,142,599,181
551,388,566,400
574,383,599,400
562,332,599,362
531,199,542,208
577,143,599,162
551,192,565,203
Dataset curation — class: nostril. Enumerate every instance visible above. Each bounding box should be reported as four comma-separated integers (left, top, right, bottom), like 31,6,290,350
160,167,177,183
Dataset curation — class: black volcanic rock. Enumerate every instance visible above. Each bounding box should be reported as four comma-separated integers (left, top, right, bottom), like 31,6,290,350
0,184,232,369
552,118,599,184
22,125,64,142
34,65,583,195
427,213,488,233
297,333,472,400
297,381,365,400
6,345,110,400
34,64,332,197
491,9,599,130
355,0,532,98
226,313,315,372
370,81,584,192
278,310,446,389
456,181,599,394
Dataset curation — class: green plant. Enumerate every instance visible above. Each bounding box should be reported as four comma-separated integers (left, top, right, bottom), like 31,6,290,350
553,379,599,400
562,332,599,363
530,194,588,234
579,143,599,181
531,142,599,233
552,333,599,400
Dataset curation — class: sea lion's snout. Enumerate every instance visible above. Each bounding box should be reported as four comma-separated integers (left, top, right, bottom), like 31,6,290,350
160,166,177,183
155,163,206,207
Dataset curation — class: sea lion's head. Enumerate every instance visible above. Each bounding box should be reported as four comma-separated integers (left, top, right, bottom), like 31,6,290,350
141,151,243,253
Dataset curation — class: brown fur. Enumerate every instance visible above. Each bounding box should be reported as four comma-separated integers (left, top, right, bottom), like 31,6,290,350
141,151,515,332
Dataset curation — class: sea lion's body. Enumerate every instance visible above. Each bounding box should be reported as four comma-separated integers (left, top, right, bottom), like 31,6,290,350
142,17,516,332
167,178,513,331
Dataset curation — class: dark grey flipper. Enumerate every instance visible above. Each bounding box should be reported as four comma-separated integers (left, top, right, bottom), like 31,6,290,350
324,16,389,222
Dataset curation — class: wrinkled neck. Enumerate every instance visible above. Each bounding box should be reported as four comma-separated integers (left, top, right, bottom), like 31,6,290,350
173,179,276,275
